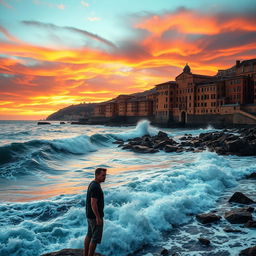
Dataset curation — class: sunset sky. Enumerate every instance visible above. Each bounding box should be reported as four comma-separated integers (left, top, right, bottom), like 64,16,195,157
0,0,256,120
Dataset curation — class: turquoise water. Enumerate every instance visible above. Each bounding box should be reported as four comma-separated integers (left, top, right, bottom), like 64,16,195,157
0,120,255,256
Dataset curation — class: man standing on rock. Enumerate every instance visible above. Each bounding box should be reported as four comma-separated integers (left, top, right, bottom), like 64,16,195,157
84,168,107,256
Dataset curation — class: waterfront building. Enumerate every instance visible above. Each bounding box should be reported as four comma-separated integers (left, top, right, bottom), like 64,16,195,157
93,58,256,125
155,81,177,123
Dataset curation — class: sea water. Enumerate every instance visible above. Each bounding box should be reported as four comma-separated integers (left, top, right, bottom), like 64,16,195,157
0,120,255,256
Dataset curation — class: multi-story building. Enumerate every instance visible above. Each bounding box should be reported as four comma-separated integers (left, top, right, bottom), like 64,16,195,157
93,58,256,125
94,94,154,119
235,59,256,103
155,81,177,123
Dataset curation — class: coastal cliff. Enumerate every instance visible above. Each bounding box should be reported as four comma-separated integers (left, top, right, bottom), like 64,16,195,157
46,103,97,121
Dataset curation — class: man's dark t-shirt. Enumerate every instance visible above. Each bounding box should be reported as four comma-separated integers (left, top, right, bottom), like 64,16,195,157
86,181,104,219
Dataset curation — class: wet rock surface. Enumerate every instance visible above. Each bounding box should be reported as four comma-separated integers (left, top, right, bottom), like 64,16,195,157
115,127,256,156
224,207,253,224
246,172,256,179
198,237,211,246
239,246,256,256
196,213,221,224
228,192,255,204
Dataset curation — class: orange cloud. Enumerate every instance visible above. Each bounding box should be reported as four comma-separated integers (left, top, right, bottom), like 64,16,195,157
135,9,256,36
1,9,256,120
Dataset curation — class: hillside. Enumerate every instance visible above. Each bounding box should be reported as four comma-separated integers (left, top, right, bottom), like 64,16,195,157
46,103,97,121
46,88,156,121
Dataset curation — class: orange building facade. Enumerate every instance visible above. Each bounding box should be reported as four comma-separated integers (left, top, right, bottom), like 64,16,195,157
93,58,256,124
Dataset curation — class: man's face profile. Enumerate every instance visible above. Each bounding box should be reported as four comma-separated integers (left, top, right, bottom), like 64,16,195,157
97,171,107,183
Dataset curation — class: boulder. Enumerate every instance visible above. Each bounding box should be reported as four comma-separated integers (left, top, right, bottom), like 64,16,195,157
246,172,256,179
128,140,142,145
132,145,158,153
198,237,210,246
199,133,214,141
180,141,193,147
213,146,226,155
244,220,256,228
244,206,255,213
164,145,178,153
224,208,253,224
122,144,133,150
141,140,154,147
176,148,184,153
41,248,103,256
228,192,255,204
223,227,242,233
38,121,51,125
191,139,202,147
154,139,175,150
224,139,252,156
196,213,221,224
239,246,256,256
157,131,168,138
160,248,169,255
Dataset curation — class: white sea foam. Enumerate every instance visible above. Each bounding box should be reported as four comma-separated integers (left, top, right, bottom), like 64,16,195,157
1,151,255,256
113,120,159,141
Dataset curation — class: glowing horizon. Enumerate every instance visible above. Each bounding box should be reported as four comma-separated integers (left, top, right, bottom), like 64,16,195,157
0,0,255,120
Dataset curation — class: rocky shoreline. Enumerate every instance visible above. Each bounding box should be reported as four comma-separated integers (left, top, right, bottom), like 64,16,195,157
41,185,256,256
41,187,256,256
114,127,256,157
42,128,256,256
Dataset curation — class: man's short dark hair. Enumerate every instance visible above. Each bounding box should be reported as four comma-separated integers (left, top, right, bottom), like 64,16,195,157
95,168,107,176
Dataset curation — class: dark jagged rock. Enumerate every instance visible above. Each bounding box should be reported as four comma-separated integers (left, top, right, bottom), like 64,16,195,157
246,172,256,179
229,192,255,204
164,145,179,152
154,139,177,149
118,128,256,156
157,131,168,138
239,246,256,256
60,121,65,124
245,206,255,213
38,121,51,125
122,144,133,150
244,220,256,228
176,148,184,153
132,145,158,153
154,140,170,149
198,237,210,246
41,248,103,256
224,208,253,224
223,227,243,233
196,213,221,224
160,248,169,255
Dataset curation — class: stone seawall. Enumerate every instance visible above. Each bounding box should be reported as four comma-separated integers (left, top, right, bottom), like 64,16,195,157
82,113,256,128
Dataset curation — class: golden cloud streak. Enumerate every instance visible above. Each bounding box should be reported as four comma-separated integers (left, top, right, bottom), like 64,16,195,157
1,9,256,120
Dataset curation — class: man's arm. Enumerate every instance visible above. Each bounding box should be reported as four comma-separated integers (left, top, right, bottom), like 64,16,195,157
91,197,102,225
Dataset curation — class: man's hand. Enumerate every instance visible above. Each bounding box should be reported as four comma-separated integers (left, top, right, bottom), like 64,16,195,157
96,217,103,226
